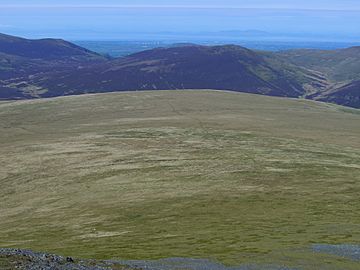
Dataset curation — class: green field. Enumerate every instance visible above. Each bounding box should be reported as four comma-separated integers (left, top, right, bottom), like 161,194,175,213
0,90,359,269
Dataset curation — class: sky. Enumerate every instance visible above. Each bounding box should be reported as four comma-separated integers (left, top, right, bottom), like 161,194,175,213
1,0,360,41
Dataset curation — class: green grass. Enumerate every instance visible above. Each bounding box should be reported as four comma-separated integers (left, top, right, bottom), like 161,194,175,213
0,90,359,269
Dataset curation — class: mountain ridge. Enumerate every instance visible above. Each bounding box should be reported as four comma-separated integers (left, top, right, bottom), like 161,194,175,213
0,33,359,108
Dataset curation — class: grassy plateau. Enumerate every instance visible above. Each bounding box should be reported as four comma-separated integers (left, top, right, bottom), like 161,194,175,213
0,90,359,269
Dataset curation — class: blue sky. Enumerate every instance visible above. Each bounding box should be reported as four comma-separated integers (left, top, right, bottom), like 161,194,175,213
1,0,360,40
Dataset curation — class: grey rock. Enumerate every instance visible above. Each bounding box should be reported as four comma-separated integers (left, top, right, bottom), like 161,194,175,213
312,244,360,261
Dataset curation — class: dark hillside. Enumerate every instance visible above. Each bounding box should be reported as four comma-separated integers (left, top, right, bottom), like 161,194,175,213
31,45,309,98
0,33,105,60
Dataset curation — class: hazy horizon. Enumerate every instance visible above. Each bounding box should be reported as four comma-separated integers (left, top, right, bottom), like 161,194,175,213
1,0,360,41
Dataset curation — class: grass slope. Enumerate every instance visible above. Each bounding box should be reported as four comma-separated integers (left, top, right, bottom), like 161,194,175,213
0,90,359,269
277,47,360,82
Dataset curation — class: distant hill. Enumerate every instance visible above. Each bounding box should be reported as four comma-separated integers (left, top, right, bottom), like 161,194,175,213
0,33,105,60
0,33,106,97
0,33,359,108
30,45,310,98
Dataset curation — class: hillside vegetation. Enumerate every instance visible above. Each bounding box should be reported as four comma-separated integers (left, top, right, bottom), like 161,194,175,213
278,47,360,82
0,90,359,269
